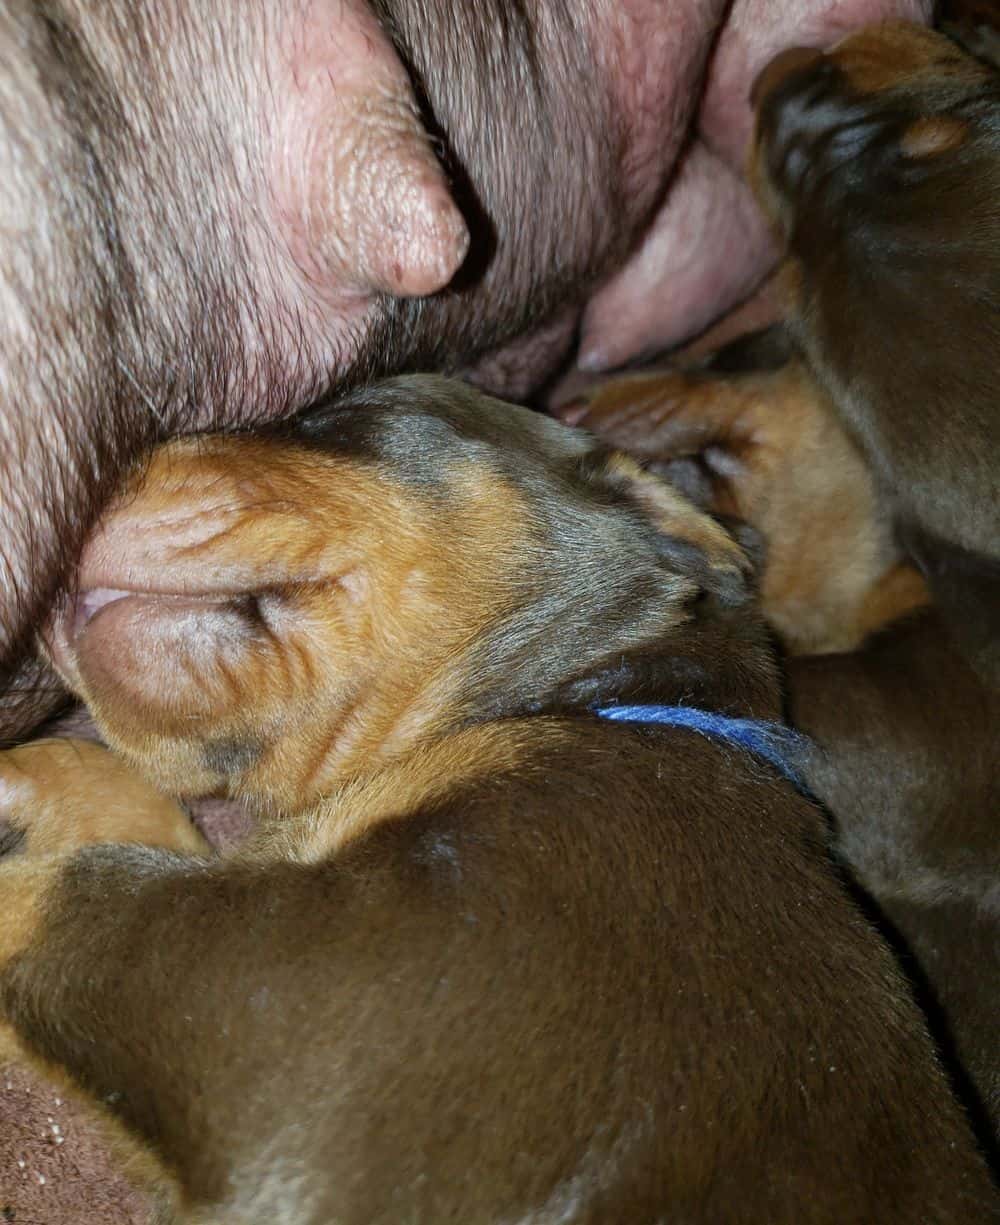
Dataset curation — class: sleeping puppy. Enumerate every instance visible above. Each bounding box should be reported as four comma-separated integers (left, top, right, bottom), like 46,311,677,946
566,22,1000,1145
0,377,995,1221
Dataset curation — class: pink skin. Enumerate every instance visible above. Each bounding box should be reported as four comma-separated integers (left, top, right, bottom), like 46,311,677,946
290,0,731,393
575,142,776,372
233,0,726,395
575,0,932,371
271,0,469,308
0,0,933,737
161,0,935,394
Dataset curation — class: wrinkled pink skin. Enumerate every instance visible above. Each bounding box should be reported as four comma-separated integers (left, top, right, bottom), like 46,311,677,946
575,0,931,370
80,0,915,386
0,0,930,738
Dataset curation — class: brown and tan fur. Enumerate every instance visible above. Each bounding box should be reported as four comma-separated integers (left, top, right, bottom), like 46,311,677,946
0,376,995,1221
561,354,929,655
760,18,1000,1144
567,21,1000,1145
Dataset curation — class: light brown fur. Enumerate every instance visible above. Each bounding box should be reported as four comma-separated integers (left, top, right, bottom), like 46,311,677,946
561,360,929,654
46,437,557,814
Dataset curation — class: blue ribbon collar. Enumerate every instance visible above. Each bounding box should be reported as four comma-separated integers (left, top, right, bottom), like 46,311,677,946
594,704,808,791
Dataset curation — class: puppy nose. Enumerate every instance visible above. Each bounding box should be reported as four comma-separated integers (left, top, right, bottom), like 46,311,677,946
751,46,824,110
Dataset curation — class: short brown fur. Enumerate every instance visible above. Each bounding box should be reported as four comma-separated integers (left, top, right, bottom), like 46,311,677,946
0,375,994,1221
567,20,1000,1146
561,359,929,654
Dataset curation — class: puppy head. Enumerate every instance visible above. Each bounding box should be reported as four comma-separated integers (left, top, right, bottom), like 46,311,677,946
45,376,756,812
749,23,996,249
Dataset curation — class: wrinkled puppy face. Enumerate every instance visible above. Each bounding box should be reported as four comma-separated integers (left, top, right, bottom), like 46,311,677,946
749,22,995,247
44,376,750,812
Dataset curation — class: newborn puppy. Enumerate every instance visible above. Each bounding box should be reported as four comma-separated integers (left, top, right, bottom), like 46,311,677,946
567,22,1000,1143
0,377,994,1221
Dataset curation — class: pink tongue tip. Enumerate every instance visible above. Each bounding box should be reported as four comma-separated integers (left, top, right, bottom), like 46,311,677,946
73,588,133,638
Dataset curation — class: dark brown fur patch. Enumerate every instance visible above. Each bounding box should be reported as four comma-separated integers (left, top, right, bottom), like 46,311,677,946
749,18,1000,1147
0,824,26,858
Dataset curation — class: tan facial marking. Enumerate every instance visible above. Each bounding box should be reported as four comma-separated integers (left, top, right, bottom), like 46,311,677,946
899,115,969,159
46,434,538,814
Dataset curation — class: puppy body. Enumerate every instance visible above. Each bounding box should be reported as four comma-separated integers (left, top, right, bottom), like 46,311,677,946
1,378,994,1221
567,21,1000,1147
755,20,1000,1140
788,610,1000,1133
9,725,963,1223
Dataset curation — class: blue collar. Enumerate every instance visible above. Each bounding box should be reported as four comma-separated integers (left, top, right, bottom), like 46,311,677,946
594,704,808,792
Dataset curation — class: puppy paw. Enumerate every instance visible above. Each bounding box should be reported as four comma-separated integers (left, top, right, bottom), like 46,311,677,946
942,20,1000,72
556,369,752,468
0,740,209,968
557,355,926,655
0,739,209,860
